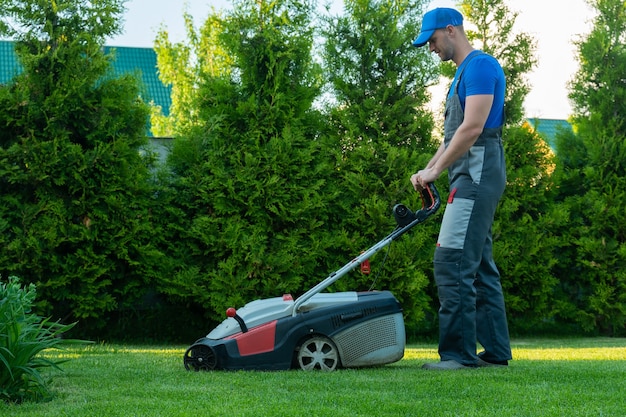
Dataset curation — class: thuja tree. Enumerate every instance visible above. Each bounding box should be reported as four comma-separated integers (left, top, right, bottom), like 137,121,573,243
491,125,565,332
552,0,626,335
154,0,340,318
320,0,442,333
0,0,162,332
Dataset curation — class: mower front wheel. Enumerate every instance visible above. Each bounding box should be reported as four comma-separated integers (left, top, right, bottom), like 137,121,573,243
296,335,340,371
184,344,217,371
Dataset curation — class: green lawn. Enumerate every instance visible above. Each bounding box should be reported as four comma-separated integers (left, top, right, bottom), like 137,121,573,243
2,338,625,416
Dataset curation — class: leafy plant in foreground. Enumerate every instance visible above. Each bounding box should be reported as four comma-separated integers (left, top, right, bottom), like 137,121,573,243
0,276,86,403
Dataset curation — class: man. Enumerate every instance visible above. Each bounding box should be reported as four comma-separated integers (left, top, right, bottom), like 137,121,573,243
410,7,512,370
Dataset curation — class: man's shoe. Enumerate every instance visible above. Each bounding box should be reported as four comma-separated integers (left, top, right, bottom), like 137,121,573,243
422,360,471,370
476,357,509,368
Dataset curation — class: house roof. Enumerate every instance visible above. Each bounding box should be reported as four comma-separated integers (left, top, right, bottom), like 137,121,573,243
105,46,172,117
0,40,171,135
0,41,22,81
525,118,573,150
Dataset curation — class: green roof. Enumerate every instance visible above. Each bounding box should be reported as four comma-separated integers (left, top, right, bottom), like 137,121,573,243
104,46,171,117
0,41,22,81
526,118,573,150
0,41,171,133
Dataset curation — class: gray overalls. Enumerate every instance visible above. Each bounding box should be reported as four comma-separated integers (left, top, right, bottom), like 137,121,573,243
434,52,512,365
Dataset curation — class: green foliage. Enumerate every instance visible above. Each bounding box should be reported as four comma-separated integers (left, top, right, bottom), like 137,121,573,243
551,0,626,335
151,10,233,136
0,276,83,403
494,125,563,331
0,0,164,333
153,0,340,320
0,0,125,41
321,0,437,149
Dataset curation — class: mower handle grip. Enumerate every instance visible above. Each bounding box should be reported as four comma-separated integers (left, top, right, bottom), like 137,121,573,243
419,183,441,217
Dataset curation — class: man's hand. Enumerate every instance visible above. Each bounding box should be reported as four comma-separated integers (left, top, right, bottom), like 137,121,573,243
411,167,441,191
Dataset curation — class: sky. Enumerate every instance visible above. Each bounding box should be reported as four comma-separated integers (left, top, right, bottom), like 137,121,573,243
106,0,595,120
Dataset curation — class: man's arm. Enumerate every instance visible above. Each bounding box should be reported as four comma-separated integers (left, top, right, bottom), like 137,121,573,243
426,141,446,168
412,94,493,189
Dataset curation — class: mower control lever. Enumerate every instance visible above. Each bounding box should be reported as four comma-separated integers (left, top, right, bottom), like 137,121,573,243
226,307,248,333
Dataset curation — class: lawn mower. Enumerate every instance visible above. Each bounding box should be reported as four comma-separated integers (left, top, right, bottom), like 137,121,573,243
183,183,440,371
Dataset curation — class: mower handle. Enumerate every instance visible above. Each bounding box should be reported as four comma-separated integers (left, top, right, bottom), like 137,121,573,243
292,183,440,315
419,182,440,217
390,182,440,240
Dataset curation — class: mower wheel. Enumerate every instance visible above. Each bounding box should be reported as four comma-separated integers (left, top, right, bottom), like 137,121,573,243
184,344,217,371
296,335,340,371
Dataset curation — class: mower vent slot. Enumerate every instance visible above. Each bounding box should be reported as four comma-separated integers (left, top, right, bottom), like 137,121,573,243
334,315,399,366
331,307,378,329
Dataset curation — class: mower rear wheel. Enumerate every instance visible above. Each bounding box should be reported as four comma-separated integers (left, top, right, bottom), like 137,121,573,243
184,344,217,371
296,335,340,371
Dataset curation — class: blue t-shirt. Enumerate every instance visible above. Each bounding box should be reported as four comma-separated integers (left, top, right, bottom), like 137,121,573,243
447,51,506,128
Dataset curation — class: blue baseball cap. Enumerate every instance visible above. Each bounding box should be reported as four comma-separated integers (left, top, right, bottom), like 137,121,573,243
412,8,464,48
